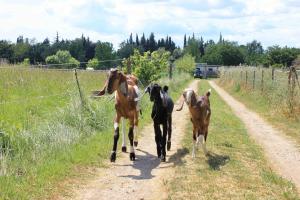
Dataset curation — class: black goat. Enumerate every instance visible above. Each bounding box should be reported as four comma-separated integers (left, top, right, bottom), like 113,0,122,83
146,83,174,162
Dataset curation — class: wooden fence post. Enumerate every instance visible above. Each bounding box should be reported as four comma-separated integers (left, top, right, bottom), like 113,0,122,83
272,68,275,82
253,71,256,89
246,71,248,86
240,71,243,83
261,70,264,91
74,68,85,106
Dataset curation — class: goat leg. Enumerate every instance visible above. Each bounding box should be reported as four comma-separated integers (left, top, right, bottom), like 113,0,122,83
128,127,135,161
110,123,119,162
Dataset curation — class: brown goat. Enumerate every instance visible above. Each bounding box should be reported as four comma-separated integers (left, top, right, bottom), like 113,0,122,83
97,69,140,162
177,88,211,158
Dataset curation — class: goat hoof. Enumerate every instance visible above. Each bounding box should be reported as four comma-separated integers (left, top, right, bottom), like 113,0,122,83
134,141,138,147
110,152,116,162
130,152,135,161
121,146,127,153
167,141,171,151
161,155,166,162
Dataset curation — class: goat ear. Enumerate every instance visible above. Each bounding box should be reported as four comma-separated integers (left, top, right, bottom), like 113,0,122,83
163,85,168,92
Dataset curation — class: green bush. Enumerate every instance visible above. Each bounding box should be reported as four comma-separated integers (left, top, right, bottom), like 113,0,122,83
174,54,195,73
46,50,80,68
22,58,30,66
87,58,100,69
271,63,284,68
123,49,170,84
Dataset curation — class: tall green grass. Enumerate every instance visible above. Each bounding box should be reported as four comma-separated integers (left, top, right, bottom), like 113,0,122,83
218,67,300,144
0,67,192,199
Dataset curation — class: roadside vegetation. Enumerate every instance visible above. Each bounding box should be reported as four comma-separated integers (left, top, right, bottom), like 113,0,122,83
217,67,300,145
0,65,191,199
166,80,299,200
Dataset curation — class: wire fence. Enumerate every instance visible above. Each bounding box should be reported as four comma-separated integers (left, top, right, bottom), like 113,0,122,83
220,66,300,116
0,58,124,71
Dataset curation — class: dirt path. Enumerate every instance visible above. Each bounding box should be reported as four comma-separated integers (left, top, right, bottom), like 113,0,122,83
60,80,199,200
209,80,300,191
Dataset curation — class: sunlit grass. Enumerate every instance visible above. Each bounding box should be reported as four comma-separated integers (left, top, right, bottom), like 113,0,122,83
0,67,192,199
166,80,299,200
217,67,300,145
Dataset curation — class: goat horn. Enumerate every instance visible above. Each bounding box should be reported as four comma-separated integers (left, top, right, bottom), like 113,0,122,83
176,95,185,111
96,81,107,96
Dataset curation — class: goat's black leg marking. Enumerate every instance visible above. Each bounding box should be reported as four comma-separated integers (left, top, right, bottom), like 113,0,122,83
167,115,172,151
128,127,135,161
161,122,168,162
110,127,119,162
154,123,162,158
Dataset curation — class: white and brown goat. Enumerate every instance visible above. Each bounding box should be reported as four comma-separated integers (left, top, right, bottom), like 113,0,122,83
177,88,211,158
97,69,140,162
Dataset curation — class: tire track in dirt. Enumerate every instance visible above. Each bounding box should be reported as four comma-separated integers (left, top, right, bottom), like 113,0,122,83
60,80,199,200
209,80,300,191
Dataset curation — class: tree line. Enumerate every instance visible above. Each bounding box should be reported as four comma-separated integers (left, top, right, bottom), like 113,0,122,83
183,33,300,68
1,32,300,69
0,32,176,69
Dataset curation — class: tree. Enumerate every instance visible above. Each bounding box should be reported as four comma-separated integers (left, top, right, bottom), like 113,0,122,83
55,32,59,43
45,50,79,68
124,49,170,84
129,33,133,45
141,33,146,47
201,42,244,65
12,40,30,63
87,58,100,69
183,34,187,48
0,40,13,61
95,41,116,69
266,46,300,67
184,38,201,62
174,54,195,73
199,37,204,57
135,34,139,46
149,32,156,52
218,33,223,44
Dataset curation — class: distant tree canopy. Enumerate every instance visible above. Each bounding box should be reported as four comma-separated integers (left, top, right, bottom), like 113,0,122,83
117,32,176,59
46,50,79,68
183,33,300,67
95,41,116,69
1,32,300,69
175,54,195,73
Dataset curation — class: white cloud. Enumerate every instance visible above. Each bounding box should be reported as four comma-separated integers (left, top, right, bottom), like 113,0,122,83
0,0,299,48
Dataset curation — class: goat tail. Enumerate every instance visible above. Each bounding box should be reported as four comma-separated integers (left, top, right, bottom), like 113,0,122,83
206,89,212,97
176,95,185,111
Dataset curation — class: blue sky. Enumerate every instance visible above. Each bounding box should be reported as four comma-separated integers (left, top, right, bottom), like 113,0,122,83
0,0,300,49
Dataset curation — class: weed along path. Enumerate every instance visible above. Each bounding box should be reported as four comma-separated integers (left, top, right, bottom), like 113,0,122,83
62,80,199,200
209,80,300,191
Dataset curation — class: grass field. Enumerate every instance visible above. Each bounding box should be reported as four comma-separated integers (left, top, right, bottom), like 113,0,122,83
217,67,300,145
0,67,192,200
166,80,299,200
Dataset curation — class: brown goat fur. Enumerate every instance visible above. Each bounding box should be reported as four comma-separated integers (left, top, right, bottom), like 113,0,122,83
97,69,140,162
177,88,211,157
